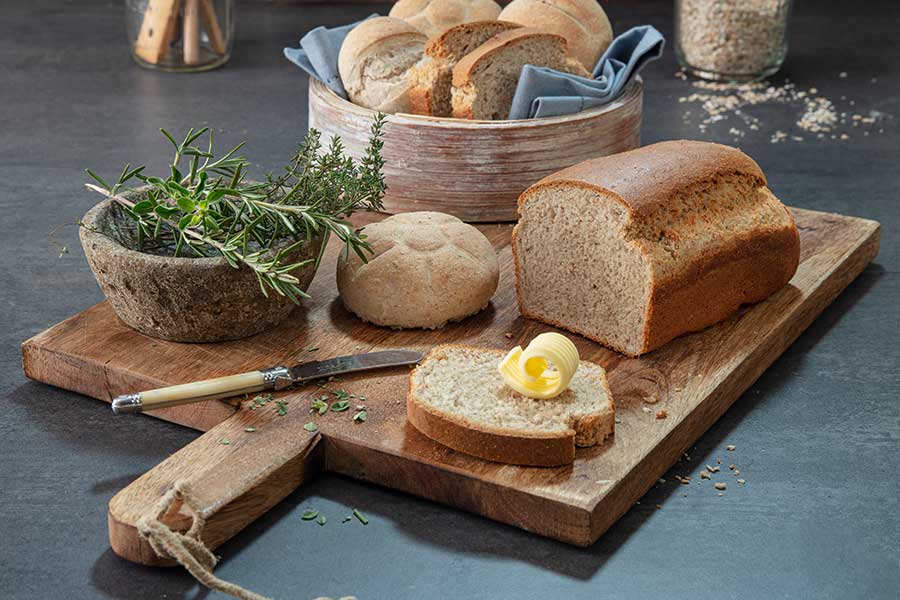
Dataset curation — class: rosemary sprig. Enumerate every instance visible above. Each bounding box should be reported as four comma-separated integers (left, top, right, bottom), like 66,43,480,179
84,116,387,303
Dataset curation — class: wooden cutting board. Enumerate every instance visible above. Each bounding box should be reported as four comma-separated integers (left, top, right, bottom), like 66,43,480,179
21,208,879,566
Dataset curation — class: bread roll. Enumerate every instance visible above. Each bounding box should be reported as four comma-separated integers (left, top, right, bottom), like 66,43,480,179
512,141,801,356
408,20,522,117
499,0,613,69
407,345,615,466
337,212,499,329
451,28,587,120
338,16,427,113
390,0,502,38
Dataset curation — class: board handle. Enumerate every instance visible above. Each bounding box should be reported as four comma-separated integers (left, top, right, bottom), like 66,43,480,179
108,404,322,566
111,367,291,414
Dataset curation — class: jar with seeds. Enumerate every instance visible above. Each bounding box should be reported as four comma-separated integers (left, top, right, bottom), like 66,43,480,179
675,0,793,82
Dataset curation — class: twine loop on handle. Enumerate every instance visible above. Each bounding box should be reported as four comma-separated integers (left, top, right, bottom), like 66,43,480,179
136,480,272,600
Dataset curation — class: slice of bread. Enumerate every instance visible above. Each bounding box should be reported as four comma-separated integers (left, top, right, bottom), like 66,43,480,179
407,345,615,466
499,0,614,69
450,28,587,120
409,20,521,117
512,141,801,356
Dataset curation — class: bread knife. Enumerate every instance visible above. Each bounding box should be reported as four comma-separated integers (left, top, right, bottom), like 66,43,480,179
110,350,423,414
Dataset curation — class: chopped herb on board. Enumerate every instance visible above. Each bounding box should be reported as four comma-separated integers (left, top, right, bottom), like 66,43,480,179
352,509,368,525
275,400,289,416
219,438,230,445
342,516,352,523
244,427,256,433
303,422,318,432
307,346,319,352
353,411,367,423
331,400,350,412
311,397,329,415
301,509,318,520
317,515,327,526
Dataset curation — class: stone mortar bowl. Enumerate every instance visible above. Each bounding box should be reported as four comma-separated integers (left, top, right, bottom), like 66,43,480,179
80,195,327,343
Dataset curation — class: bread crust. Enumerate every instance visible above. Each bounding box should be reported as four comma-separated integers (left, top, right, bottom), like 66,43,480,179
451,28,567,88
512,141,801,356
407,345,615,466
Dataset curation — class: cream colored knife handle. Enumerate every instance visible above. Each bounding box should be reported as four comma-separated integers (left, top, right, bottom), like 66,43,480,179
111,367,290,414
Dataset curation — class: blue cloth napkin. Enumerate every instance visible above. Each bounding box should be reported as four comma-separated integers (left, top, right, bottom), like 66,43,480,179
508,26,665,120
283,15,378,99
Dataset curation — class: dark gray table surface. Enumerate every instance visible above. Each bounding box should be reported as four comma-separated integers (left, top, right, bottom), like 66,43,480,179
1,1,898,598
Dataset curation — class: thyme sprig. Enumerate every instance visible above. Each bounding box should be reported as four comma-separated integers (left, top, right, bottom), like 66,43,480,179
84,115,387,303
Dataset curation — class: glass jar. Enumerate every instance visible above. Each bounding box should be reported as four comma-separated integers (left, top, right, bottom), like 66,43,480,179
675,0,792,82
125,0,234,72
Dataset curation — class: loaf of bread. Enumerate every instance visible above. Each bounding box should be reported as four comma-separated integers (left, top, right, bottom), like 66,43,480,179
409,20,521,117
338,17,427,113
451,28,588,120
407,345,615,466
336,212,499,329
512,141,801,356
499,0,613,69
390,0,503,38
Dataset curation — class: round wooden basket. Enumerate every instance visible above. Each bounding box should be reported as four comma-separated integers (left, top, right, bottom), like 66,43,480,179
308,77,643,222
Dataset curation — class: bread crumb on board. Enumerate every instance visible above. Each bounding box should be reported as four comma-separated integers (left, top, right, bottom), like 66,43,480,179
655,410,668,420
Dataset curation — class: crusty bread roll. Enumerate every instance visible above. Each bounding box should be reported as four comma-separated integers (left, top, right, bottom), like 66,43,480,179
499,0,613,69
338,16,427,113
512,141,801,356
337,212,499,329
407,345,615,466
451,28,587,120
408,20,522,117
390,0,503,38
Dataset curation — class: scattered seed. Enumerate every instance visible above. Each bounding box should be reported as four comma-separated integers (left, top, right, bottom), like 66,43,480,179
317,515,327,526
504,332,514,339
715,482,727,491
656,410,668,420
737,479,746,485
707,465,720,473
726,445,736,451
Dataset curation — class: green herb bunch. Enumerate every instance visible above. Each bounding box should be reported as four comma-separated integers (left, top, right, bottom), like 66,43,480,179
85,115,387,303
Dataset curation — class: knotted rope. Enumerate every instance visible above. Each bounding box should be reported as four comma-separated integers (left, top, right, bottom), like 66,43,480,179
136,480,272,600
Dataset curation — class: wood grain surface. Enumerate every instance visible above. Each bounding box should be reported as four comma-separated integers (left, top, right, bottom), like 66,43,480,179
308,78,643,222
21,208,880,564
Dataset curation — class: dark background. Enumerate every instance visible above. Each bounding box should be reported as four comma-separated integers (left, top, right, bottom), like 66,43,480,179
1,1,898,598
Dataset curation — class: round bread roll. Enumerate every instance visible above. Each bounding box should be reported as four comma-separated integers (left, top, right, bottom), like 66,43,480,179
390,0,502,39
337,212,499,330
338,17,427,113
499,0,613,69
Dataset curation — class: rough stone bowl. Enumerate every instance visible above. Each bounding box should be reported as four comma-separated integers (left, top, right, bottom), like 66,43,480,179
80,196,328,343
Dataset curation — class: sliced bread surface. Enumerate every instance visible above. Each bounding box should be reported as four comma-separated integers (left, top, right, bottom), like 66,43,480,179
450,28,586,120
408,20,521,117
407,345,615,466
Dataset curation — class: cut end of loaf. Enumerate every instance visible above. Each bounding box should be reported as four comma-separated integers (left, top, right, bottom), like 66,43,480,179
407,345,615,466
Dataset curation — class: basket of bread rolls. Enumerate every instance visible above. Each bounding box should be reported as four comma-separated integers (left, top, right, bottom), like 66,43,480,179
305,0,645,222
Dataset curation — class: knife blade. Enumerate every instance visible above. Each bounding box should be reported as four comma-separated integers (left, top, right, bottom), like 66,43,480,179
111,349,424,414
